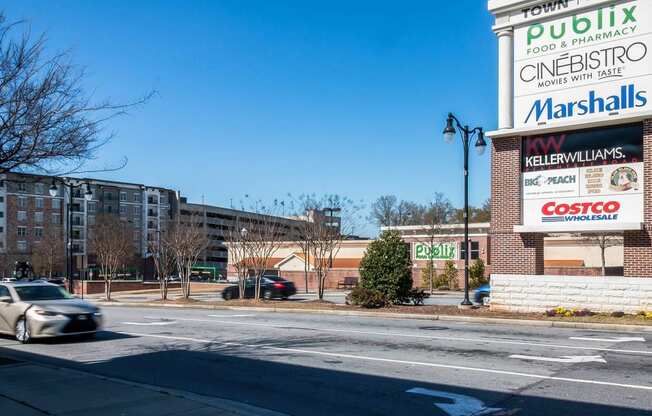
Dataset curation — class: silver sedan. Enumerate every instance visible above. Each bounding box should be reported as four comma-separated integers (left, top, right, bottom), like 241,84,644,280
0,282,103,343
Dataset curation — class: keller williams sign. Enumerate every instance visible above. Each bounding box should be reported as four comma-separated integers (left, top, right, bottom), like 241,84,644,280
521,123,644,230
514,0,652,129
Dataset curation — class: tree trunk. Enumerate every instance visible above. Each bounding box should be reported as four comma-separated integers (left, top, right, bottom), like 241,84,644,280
601,246,606,276
105,279,111,301
304,252,309,294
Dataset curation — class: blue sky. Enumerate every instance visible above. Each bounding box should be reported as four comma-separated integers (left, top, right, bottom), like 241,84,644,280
5,0,497,233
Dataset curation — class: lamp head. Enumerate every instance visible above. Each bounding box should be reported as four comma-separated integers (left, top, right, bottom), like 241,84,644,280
443,115,456,144
475,130,487,156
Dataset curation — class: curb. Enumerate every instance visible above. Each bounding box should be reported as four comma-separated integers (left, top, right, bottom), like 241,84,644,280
94,301,652,333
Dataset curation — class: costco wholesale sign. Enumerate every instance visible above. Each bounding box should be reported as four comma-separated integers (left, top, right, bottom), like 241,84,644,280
521,124,644,230
514,0,652,129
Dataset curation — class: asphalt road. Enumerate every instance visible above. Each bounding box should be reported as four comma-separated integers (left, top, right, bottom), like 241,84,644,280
1,306,651,416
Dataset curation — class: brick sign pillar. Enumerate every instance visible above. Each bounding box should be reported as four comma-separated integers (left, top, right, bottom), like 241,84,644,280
490,137,544,275
624,119,652,277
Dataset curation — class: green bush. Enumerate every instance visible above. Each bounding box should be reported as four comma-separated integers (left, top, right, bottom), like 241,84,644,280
420,262,437,291
469,258,488,289
346,286,387,308
441,260,458,290
359,230,413,304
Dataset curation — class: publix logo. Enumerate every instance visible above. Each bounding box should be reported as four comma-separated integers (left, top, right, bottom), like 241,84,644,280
541,200,620,223
525,84,647,124
527,3,637,46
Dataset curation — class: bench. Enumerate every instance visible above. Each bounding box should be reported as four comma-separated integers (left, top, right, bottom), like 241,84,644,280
337,276,358,289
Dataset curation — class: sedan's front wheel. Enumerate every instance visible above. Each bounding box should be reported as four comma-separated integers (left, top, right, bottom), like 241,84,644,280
15,317,31,344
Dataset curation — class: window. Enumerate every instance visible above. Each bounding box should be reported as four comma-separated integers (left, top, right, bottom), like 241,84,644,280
35,183,44,194
88,202,96,213
0,196,4,203
52,213,61,224
35,198,44,209
17,211,27,222
0,226,4,233
0,285,10,298
120,192,127,201
0,212,3,218
107,206,112,213
460,241,480,260
133,193,141,202
18,197,27,208
88,215,95,226
52,199,61,209
34,212,43,223
17,226,27,237
17,241,27,251
17,182,27,192
72,229,84,239
34,227,43,239
120,205,127,215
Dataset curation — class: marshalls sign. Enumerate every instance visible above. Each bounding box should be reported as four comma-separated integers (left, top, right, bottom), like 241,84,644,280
514,0,652,129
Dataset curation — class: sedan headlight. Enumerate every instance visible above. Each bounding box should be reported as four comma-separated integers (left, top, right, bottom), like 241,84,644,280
34,310,63,317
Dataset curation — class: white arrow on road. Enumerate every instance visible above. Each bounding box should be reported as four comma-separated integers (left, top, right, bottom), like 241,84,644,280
570,337,646,343
509,354,606,364
406,387,503,416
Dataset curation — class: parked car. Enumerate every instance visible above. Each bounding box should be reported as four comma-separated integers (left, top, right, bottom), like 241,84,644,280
474,284,490,306
221,276,297,300
0,282,103,343
0,278,17,283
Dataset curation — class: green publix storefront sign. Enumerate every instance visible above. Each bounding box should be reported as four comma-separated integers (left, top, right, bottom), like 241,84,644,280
414,242,457,261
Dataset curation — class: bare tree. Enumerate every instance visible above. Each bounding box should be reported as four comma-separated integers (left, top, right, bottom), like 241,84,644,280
0,14,153,174
167,214,209,299
88,214,135,301
300,195,362,300
148,234,175,301
576,233,622,276
31,227,65,278
370,195,398,227
242,205,286,301
225,217,254,300
417,193,454,294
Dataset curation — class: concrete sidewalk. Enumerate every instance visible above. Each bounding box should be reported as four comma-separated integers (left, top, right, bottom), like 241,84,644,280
0,356,286,416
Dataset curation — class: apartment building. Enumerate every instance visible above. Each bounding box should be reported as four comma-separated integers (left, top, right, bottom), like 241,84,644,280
0,172,177,279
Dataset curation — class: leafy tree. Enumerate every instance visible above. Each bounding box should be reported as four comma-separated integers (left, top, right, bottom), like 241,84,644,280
469,258,488,288
440,260,458,290
359,230,412,304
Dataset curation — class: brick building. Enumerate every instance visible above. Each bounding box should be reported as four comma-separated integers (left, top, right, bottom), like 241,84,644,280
0,172,177,279
487,0,652,313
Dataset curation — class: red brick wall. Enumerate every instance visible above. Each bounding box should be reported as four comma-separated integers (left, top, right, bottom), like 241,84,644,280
490,137,544,275
280,269,360,292
623,119,652,277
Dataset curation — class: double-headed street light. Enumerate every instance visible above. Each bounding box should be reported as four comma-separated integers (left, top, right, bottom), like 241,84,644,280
442,113,487,308
49,179,93,295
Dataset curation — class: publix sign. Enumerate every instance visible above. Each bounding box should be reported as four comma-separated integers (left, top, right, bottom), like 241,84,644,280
413,242,457,261
514,0,652,129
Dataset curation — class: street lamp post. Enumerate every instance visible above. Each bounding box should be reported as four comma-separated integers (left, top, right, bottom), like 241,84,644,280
442,113,487,308
49,179,93,295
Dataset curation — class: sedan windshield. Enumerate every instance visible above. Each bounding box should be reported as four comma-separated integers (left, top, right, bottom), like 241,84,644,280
14,286,73,301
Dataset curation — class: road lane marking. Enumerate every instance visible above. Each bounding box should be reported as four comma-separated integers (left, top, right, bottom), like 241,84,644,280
122,321,177,326
509,354,607,364
570,337,646,343
140,316,652,356
406,388,503,416
119,331,652,392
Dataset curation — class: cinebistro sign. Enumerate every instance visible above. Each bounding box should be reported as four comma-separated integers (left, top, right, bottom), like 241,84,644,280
514,0,652,129
521,123,644,230
413,242,457,261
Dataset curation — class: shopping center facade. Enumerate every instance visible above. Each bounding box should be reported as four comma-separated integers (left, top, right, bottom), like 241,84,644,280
487,0,652,312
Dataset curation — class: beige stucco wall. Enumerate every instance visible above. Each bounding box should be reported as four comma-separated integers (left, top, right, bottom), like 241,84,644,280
544,236,624,268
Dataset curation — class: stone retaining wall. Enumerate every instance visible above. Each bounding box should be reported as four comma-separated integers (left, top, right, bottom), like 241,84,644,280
490,274,652,313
